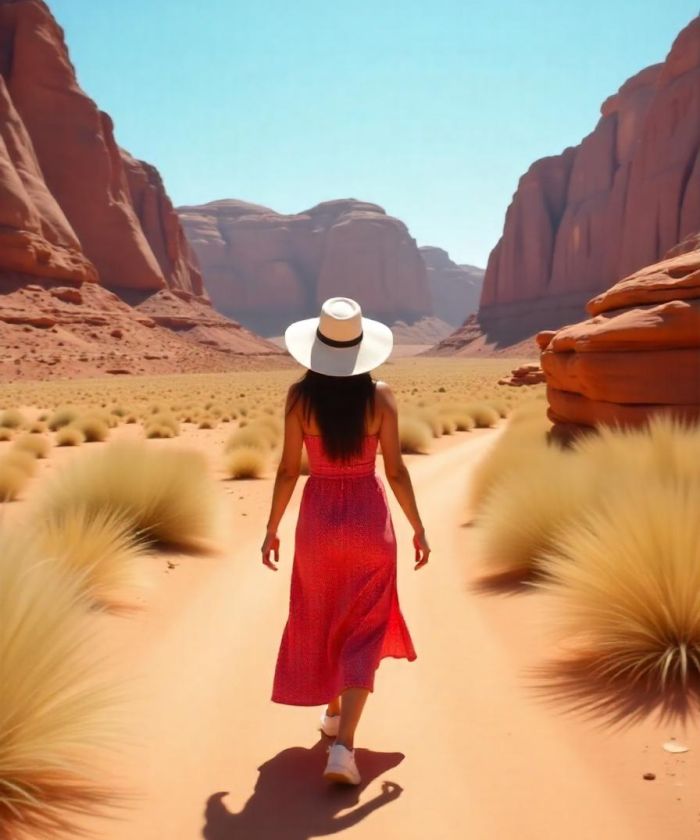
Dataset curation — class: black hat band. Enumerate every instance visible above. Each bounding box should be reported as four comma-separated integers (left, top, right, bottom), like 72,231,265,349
315,326,363,348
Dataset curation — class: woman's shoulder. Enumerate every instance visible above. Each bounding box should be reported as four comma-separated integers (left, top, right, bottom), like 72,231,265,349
373,380,396,408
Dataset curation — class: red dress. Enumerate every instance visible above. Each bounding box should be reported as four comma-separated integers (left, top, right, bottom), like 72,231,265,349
271,432,417,706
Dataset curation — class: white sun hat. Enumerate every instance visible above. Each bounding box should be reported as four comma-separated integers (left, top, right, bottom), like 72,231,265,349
284,297,394,376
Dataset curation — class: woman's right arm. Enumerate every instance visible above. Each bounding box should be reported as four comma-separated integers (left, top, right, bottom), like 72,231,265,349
376,382,430,569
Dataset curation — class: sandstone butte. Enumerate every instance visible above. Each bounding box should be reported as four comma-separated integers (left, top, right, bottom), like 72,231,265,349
418,247,484,328
537,234,700,437
177,198,446,337
431,15,700,355
0,0,282,380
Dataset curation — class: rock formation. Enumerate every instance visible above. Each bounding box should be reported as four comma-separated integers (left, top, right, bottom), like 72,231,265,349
178,199,433,336
419,247,483,327
497,364,546,387
537,242,700,436
0,0,280,378
437,16,700,352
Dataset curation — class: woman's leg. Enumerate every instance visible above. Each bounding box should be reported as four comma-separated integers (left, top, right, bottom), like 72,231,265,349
335,687,369,750
325,695,341,716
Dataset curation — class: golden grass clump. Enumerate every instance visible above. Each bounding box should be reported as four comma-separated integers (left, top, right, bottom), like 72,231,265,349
47,406,80,431
225,425,272,452
31,440,217,550
468,400,550,513
224,445,267,479
474,446,598,574
36,506,151,607
13,433,51,459
55,425,86,447
0,427,14,442
144,412,180,438
398,416,431,454
74,414,110,443
0,408,25,429
0,454,32,501
28,419,48,433
0,526,128,835
463,401,500,428
536,476,700,687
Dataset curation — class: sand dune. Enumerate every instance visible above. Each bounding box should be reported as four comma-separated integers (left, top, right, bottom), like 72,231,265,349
54,426,700,840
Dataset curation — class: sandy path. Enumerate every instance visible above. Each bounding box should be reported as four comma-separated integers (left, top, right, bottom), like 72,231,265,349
71,426,699,840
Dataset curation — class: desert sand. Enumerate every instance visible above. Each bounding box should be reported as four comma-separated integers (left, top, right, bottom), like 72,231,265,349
5,406,696,840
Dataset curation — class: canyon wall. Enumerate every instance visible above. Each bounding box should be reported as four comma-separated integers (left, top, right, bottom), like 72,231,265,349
0,0,280,379
179,199,435,336
468,16,700,348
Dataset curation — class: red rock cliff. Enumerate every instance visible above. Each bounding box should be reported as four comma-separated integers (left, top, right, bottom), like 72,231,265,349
178,199,433,335
476,16,700,346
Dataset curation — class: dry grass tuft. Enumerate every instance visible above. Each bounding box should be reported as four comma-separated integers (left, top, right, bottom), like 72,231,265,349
224,446,267,479
0,454,32,501
398,416,432,454
37,507,151,607
31,440,218,550
14,433,51,459
474,446,598,574
225,425,272,452
48,406,80,431
55,425,86,447
0,526,130,835
468,400,550,513
0,408,25,429
74,415,110,443
536,477,700,687
0,427,14,442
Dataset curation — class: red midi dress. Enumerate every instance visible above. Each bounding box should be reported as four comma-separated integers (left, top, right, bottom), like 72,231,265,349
271,432,417,706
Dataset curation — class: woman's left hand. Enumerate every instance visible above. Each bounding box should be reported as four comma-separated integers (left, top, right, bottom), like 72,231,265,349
261,531,280,571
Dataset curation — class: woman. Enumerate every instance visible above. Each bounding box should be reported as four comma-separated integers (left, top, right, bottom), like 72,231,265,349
261,296,430,786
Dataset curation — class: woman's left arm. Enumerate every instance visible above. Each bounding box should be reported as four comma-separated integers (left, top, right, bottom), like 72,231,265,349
261,388,303,571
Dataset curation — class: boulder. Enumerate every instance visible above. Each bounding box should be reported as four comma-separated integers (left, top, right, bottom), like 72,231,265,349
538,243,700,436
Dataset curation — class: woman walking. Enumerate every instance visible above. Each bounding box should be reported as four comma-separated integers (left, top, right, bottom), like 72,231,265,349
261,296,430,786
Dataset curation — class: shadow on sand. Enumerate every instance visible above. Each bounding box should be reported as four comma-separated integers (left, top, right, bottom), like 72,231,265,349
528,653,700,730
470,568,538,596
202,737,404,840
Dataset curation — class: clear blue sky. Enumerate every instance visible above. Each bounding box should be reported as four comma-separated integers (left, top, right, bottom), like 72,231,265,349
50,0,698,267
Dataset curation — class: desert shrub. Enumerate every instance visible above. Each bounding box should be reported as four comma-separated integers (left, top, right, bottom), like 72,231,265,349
572,414,700,486
225,425,272,452
37,506,150,607
536,476,700,686
145,425,175,439
463,402,500,428
398,416,431,454
13,433,50,459
148,413,179,436
55,426,86,447
0,427,14,442
0,455,32,501
468,401,550,513
198,417,216,430
447,405,476,432
0,526,126,834
28,420,48,434
74,415,110,443
31,440,217,550
474,446,598,574
48,406,80,431
0,408,25,429
411,406,442,438
224,446,267,479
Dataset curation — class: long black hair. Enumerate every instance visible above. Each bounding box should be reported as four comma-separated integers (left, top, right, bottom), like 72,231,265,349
287,369,377,461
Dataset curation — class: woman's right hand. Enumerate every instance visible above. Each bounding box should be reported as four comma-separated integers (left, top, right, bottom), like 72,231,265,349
413,530,430,570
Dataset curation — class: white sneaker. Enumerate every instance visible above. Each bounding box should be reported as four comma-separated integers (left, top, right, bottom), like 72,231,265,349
319,710,340,737
323,742,361,785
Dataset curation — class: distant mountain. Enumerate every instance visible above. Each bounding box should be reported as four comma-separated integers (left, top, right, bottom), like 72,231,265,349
419,247,483,327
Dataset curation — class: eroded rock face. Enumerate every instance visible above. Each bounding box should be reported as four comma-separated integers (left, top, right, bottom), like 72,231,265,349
538,244,700,435
0,0,281,373
477,16,700,346
178,199,432,335
419,247,484,327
